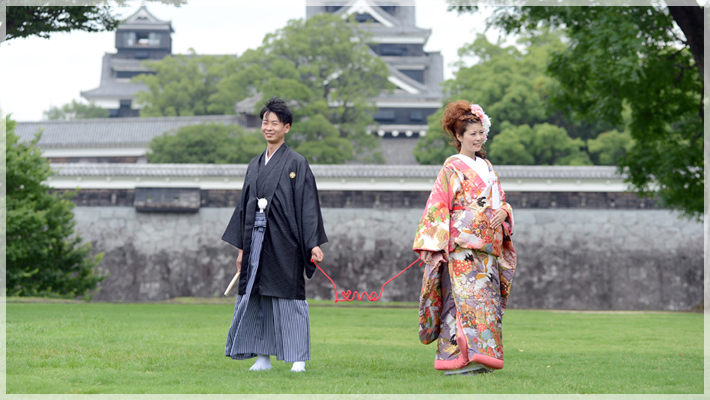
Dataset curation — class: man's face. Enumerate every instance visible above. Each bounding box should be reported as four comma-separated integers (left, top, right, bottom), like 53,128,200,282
261,111,290,145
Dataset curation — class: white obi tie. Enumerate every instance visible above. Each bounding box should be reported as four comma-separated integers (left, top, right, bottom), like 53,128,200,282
258,198,268,213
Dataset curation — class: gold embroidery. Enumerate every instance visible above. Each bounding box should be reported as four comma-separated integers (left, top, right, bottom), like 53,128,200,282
435,229,448,243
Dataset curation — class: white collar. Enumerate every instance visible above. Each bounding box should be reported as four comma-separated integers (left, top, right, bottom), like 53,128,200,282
454,154,500,207
454,154,488,173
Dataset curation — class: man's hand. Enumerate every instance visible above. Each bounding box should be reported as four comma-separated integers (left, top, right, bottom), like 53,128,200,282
311,246,324,263
236,249,243,273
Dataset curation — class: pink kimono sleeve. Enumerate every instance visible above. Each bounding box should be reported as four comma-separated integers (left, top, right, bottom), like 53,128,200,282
412,166,455,258
414,165,455,345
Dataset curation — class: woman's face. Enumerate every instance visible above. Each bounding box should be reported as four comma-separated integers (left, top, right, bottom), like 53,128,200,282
456,121,486,158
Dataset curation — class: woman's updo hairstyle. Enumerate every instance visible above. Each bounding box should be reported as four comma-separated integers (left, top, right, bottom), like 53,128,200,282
440,100,486,159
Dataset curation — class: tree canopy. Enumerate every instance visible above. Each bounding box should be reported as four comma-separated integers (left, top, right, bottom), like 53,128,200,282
450,5,704,218
147,123,264,164
6,6,119,41
6,115,106,298
135,14,393,164
5,2,188,42
587,130,634,166
256,13,393,160
43,100,109,120
488,122,591,166
134,50,235,117
414,32,612,166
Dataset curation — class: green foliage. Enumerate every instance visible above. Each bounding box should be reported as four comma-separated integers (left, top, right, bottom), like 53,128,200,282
448,33,561,138
480,6,703,218
134,50,236,117
414,32,608,166
485,124,535,166
412,108,453,165
6,6,119,41
147,123,264,164
214,14,393,163
5,116,105,298
587,130,634,165
288,114,353,164
42,100,109,120
488,122,591,166
5,2,189,41
135,14,392,164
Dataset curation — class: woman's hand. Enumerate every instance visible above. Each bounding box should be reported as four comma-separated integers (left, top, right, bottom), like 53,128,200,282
419,250,438,265
236,249,243,273
490,208,509,230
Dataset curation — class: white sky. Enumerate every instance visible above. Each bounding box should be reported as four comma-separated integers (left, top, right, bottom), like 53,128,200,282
0,0,506,121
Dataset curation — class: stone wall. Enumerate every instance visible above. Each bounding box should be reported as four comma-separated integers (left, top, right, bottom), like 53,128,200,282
74,207,703,310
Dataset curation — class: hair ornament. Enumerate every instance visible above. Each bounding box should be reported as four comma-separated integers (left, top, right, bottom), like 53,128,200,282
470,104,491,141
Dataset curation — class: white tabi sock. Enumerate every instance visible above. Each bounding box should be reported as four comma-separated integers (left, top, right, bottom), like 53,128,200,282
291,361,306,372
249,354,272,371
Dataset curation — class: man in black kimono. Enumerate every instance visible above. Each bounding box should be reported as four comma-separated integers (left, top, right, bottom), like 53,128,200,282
222,97,328,372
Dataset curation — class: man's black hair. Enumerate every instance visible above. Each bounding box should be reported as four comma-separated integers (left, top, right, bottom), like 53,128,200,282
259,97,293,126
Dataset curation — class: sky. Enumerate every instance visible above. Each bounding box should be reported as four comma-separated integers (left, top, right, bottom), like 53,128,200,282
0,0,507,121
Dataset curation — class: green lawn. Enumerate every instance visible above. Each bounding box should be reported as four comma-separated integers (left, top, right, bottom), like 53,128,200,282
5,300,704,394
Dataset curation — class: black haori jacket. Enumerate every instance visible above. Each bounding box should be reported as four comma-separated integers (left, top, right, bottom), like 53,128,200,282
222,145,328,300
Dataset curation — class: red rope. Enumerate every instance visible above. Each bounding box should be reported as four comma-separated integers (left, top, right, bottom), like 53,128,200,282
312,258,423,303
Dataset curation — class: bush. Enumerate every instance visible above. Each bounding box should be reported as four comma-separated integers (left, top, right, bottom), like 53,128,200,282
6,115,106,298
146,123,264,164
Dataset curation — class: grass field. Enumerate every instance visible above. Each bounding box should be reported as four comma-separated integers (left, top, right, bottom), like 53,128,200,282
5,299,704,394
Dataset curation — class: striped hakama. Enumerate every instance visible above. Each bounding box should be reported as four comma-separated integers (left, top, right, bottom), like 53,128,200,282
225,211,310,362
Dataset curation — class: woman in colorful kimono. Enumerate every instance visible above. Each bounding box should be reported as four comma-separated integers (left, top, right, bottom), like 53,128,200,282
413,100,517,375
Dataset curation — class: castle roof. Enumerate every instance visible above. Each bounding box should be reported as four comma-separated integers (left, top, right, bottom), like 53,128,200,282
117,5,174,32
15,115,242,148
80,54,149,101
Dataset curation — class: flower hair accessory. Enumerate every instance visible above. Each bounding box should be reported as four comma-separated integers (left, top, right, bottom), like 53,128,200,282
470,104,491,142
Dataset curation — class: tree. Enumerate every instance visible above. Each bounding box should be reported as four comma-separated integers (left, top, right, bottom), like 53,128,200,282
134,14,392,163
452,3,704,79
6,6,119,41
133,50,235,117
214,14,393,163
485,123,534,166
448,33,560,138
6,115,105,298
414,32,610,165
5,2,188,42
451,4,704,218
43,99,109,120
289,114,353,164
488,122,591,166
412,108,452,165
587,130,634,166
147,123,264,164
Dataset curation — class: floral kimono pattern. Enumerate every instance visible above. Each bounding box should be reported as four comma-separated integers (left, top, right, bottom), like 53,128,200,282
413,155,517,371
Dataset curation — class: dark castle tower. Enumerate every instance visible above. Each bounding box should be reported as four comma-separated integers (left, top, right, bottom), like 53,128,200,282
114,5,173,61
82,5,174,118
307,0,444,144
